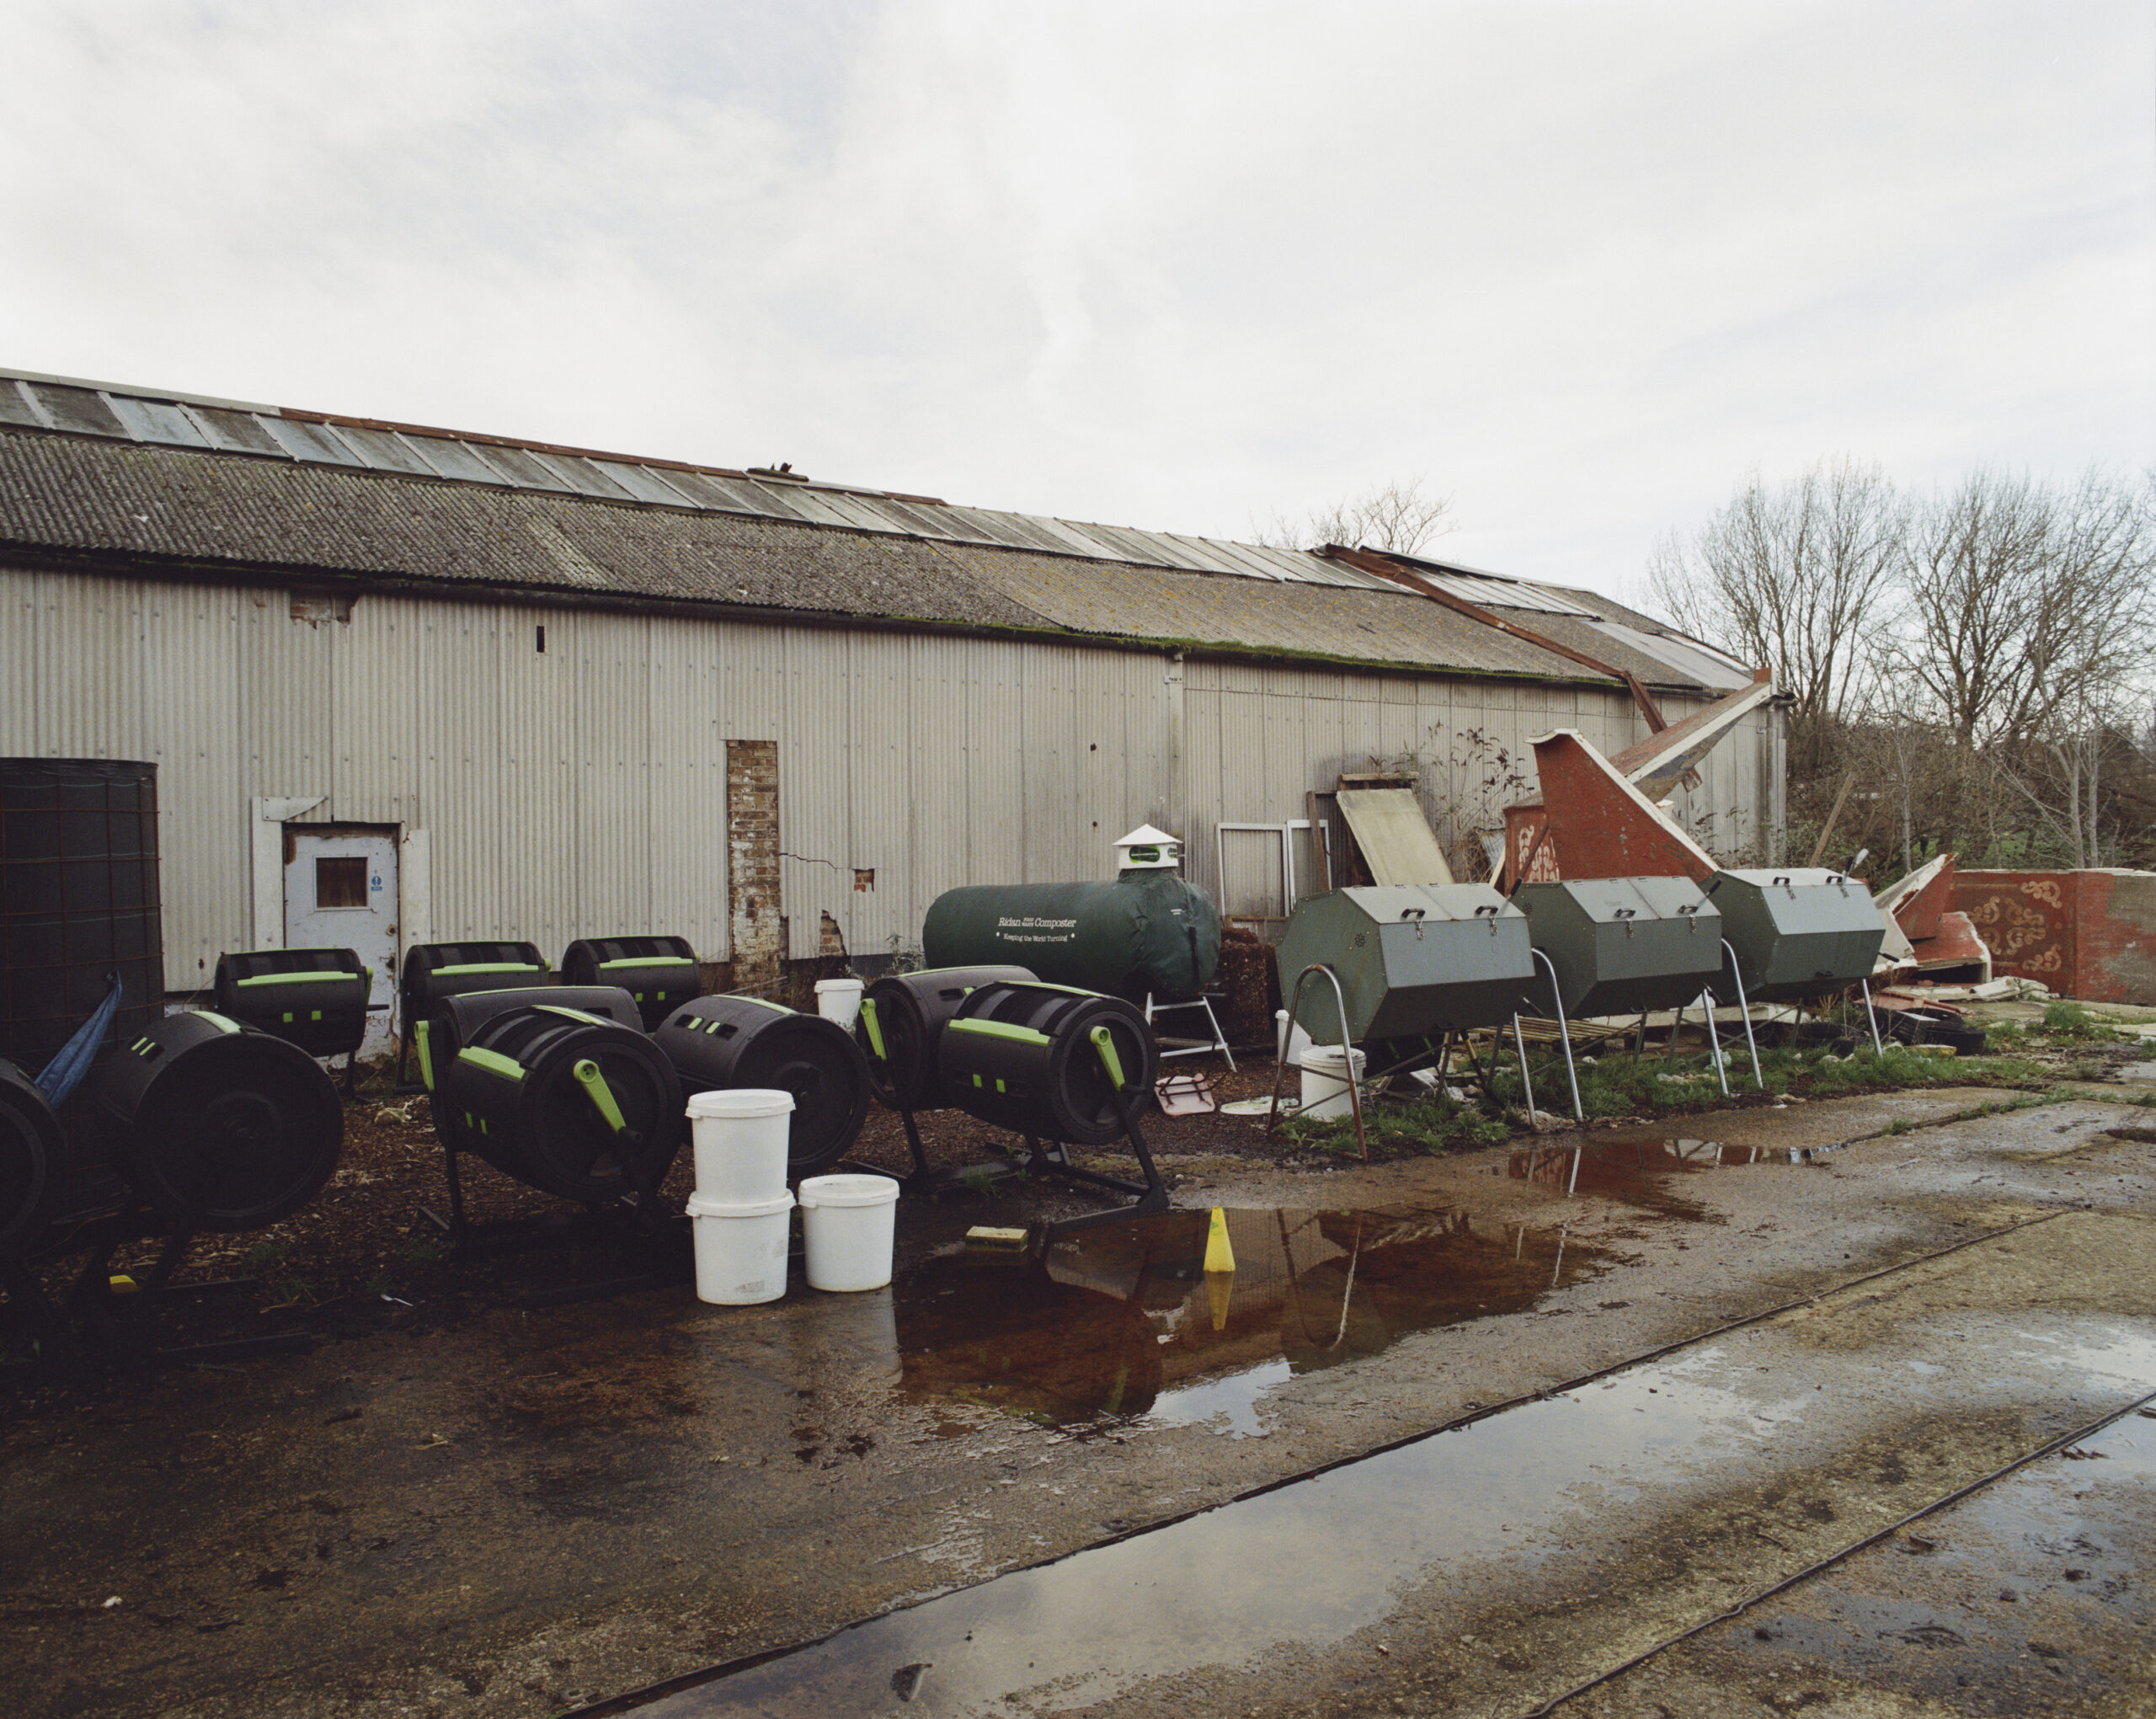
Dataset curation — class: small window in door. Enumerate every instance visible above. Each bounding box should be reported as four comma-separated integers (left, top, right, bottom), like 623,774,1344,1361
316,855,370,908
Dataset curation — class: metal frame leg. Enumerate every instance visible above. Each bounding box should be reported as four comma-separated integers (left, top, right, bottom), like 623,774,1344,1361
1716,939,1765,1090
1529,948,1583,1121
1267,964,1366,1160
1698,990,1730,1096
1510,1014,1538,1118
1860,976,1885,1057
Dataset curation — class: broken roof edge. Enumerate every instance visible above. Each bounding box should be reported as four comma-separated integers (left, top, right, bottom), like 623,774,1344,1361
0,537,1663,692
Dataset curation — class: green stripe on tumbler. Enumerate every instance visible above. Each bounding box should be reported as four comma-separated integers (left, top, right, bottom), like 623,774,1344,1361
195,1012,243,1034
236,970,355,987
457,1046,526,1082
599,956,694,969
947,1017,1053,1046
433,962,546,976
533,1005,609,1027
415,1020,436,1092
859,996,887,1060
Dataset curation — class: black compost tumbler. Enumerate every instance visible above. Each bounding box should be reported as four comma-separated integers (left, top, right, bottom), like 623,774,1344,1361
853,965,1037,1112
214,948,372,1059
0,1057,67,1250
93,1010,344,1231
433,1003,683,1204
559,937,704,1031
654,996,872,1179
937,981,1157,1146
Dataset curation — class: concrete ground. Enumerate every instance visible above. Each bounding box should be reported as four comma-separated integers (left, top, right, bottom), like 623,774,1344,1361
4,1069,2153,1719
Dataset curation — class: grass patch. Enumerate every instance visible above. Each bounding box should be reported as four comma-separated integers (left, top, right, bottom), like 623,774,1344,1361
1283,1037,2063,1160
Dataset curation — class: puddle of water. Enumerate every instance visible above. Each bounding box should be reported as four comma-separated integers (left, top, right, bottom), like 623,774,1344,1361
1509,1134,1824,1220
887,1207,1604,1432
619,1334,2156,1718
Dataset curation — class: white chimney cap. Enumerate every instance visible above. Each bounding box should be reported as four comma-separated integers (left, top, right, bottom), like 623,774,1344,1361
1114,824,1182,869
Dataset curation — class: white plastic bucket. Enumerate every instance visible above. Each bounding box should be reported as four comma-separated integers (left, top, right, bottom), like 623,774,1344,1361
814,978,864,1029
1299,1045,1367,1122
797,1172,901,1293
686,1189,795,1305
1275,1008,1314,1070
686,1087,794,1204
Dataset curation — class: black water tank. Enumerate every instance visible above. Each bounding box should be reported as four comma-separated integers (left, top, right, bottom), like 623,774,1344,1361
560,936,703,1030
0,1057,67,1250
855,966,1037,1112
654,996,872,1179
937,981,1156,1146
94,1010,344,1231
0,758,163,1075
434,1003,683,1204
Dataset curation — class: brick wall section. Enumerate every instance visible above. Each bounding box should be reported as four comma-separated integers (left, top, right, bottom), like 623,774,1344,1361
727,740,783,990
1956,869,2156,1005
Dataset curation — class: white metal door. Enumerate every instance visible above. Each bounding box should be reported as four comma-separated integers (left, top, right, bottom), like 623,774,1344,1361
285,828,398,1057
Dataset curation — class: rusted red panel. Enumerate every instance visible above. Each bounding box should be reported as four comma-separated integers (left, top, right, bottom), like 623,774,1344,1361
1529,731,1716,883
1955,869,2156,1003
1892,859,1958,942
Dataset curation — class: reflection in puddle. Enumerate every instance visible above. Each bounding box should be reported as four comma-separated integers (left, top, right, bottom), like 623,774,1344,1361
890,1207,1604,1432
1510,1134,1822,1220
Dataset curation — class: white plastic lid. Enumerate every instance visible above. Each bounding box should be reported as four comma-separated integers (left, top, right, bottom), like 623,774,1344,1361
1300,1045,1363,1070
814,978,863,993
797,1173,901,1209
685,1189,796,1219
686,1087,796,1120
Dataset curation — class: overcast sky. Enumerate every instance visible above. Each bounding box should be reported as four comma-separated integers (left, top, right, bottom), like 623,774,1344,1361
3,1,2150,601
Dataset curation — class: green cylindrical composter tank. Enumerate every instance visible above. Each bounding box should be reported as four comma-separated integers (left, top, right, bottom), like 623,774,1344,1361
921,872,1221,1005
435,1004,683,1204
854,966,1036,1112
93,1011,344,1231
937,981,1157,1146
654,996,872,1179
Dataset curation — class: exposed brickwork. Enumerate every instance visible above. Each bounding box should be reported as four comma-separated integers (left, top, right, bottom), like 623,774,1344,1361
726,740,783,990
1956,869,2156,1004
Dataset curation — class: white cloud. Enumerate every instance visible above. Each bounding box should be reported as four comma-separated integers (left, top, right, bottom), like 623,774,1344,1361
1,0,2148,600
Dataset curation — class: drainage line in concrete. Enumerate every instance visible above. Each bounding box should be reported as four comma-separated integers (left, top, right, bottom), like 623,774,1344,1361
1522,1378,2156,1719
564,1209,2068,1719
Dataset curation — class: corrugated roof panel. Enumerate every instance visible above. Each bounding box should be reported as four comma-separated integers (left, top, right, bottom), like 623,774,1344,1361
27,383,126,439
530,452,636,500
104,394,208,448
810,490,907,534
588,461,695,506
759,483,858,528
0,380,45,430
333,424,435,477
405,437,513,485
189,406,286,457
672,469,805,519
963,507,1079,557
1017,515,1121,558
1582,621,1753,690
469,440,572,491
864,496,959,539
260,416,363,466
1426,571,1595,617
1170,535,1289,580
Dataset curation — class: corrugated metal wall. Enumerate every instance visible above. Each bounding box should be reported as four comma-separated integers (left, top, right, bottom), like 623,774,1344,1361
2,568,1771,986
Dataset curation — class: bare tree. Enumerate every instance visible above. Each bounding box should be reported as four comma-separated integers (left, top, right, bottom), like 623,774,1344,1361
1251,478,1454,556
1646,458,1903,772
1896,466,2156,751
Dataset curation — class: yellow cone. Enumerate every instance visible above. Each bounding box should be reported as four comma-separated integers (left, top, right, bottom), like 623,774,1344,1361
1207,1267,1234,1332
1203,1206,1235,1275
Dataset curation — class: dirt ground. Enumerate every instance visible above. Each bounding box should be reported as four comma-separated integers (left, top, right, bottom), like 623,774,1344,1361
3,1033,2154,1719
